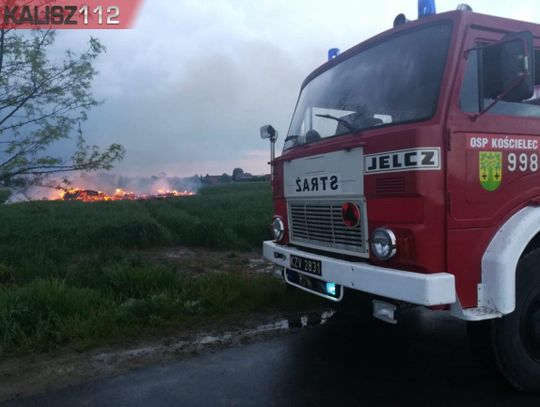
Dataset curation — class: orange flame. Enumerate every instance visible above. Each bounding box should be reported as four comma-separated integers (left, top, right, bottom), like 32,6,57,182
56,187,195,202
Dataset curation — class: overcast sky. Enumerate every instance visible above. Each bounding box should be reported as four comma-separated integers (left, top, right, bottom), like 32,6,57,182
55,0,540,177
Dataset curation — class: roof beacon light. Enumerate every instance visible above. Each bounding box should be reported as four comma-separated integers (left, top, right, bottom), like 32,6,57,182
393,13,409,27
328,48,340,61
457,4,473,11
418,0,436,18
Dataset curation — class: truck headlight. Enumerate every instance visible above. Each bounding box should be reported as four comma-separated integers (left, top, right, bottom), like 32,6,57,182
271,217,285,242
371,228,397,261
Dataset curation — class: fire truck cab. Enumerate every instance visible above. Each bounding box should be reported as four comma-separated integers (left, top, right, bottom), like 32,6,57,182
261,4,540,391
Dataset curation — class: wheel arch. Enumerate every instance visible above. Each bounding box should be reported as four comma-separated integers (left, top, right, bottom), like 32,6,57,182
481,206,540,315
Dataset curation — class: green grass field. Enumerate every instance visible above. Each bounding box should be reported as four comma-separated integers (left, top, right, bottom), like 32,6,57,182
0,183,321,357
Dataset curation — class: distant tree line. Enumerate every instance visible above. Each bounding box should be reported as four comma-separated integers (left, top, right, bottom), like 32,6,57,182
199,168,270,186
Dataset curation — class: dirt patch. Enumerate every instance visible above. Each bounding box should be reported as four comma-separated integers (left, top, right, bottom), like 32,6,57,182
0,309,333,404
143,247,277,275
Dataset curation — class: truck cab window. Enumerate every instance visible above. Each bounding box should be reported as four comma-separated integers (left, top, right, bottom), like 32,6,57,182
460,46,540,117
285,23,452,150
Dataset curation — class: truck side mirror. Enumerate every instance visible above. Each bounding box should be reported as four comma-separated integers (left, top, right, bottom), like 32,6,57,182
481,31,535,102
260,125,278,142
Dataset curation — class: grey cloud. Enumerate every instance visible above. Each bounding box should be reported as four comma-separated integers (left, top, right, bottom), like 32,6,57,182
50,0,539,178
87,36,309,175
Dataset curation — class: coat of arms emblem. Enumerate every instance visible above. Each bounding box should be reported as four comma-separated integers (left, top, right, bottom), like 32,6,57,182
479,151,502,191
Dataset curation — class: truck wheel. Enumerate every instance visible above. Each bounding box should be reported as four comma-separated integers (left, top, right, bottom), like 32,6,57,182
490,248,540,392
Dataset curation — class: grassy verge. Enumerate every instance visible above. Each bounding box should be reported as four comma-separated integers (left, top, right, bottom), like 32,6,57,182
0,260,319,356
0,183,322,357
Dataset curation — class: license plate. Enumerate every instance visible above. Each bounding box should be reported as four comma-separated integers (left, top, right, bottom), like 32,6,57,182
290,255,322,276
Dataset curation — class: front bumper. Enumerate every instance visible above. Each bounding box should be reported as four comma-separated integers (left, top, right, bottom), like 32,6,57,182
263,241,456,306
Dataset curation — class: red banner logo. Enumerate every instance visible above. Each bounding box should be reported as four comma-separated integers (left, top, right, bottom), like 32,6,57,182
0,0,142,29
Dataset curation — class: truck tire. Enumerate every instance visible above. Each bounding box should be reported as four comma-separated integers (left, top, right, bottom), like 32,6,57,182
490,248,540,392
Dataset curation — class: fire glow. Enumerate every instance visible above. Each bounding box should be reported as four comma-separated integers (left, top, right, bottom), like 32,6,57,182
57,188,195,202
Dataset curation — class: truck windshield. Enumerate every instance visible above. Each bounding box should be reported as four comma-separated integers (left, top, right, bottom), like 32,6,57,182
285,23,452,149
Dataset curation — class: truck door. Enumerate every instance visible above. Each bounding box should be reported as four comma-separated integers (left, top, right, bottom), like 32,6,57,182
446,28,540,307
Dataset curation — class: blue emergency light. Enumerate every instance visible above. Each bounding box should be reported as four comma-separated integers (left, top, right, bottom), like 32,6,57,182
326,282,337,296
328,48,340,61
418,0,436,18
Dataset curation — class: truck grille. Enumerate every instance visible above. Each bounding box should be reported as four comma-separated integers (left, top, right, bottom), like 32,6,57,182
288,200,367,255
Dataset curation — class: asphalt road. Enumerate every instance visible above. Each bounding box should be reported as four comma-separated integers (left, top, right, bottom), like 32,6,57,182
6,310,540,407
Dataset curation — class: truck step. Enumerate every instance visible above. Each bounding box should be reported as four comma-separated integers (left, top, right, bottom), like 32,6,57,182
453,305,503,321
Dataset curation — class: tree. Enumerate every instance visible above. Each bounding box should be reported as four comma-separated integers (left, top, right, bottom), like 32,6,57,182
0,29,125,192
232,168,244,181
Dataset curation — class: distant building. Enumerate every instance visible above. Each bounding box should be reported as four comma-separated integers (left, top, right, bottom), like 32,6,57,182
202,175,222,185
236,172,254,182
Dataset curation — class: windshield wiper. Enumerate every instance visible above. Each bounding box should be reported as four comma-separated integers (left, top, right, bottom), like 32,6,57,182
315,114,357,133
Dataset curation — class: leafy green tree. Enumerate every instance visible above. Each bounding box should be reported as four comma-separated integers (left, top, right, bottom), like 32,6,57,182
232,168,244,181
0,29,125,192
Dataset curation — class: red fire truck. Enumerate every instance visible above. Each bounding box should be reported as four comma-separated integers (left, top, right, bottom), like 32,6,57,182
261,4,540,392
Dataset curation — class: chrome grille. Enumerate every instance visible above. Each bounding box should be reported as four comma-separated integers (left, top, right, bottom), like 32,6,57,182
288,200,367,255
